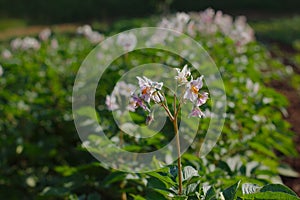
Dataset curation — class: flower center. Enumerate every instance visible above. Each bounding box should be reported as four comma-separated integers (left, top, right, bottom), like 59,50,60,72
191,85,198,94
142,87,150,95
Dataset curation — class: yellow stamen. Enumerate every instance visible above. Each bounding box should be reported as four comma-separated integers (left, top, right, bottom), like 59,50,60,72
191,86,198,94
142,87,149,95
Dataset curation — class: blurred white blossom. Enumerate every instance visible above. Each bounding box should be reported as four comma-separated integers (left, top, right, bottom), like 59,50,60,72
77,24,93,35
176,12,190,23
50,39,59,49
10,38,23,50
106,95,119,111
39,28,51,41
1,49,12,59
117,32,137,51
86,31,104,44
157,8,255,51
77,24,104,44
22,37,41,50
105,81,138,113
0,64,3,77
11,37,40,51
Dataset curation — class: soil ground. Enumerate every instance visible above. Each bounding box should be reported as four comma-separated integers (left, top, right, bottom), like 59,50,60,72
0,24,78,41
268,47,300,196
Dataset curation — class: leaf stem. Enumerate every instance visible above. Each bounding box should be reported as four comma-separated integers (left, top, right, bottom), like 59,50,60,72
161,103,174,121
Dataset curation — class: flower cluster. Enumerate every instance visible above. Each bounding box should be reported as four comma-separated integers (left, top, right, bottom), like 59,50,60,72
105,77,164,122
39,28,51,41
116,33,137,51
11,37,41,51
1,49,12,59
105,81,137,112
8,28,57,52
126,76,164,123
106,66,209,125
136,76,164,104
76,25,104,44
157,8,254,52
176,65,209,118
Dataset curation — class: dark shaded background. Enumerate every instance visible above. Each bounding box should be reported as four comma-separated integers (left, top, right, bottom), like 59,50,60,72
1,0,300,23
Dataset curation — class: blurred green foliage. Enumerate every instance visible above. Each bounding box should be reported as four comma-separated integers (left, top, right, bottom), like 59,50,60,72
0,18,27,31
0,11,299,199
252,16,300,45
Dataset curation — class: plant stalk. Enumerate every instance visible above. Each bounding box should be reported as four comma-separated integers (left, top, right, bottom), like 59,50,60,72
162,94,182,195
173,117,182,195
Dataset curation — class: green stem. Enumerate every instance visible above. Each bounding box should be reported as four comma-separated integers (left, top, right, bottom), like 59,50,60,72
173,94,182,195
120,181,127,200
160,93,182,195
161,103,174,121
173,117,182,195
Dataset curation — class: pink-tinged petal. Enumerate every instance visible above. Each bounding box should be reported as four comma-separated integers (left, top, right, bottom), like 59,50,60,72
191,75,204,91
141,92,151,104
117,81,136,97
175,68,181,73
175,65,191,85
127,104,136,112
182,65,191,76
151,91,164,103
184,84,198,102
137,76,149,88
196,92,209,106
189,107,205,118
153,82,163,90
106,95,119,111
184,75,205,103
183,89,197,102
130,95,150,112
136,76,163,104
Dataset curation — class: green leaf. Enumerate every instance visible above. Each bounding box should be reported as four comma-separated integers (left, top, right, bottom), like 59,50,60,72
243,191,300,200
222,180,241,200
242,183,262,195
182,166,200,195
151,188,175,199
249,141,276,158
182,176,201,186
87,193,101,200
260,184,298,197
147,172,176,188
55,165,77,176
182,166,199,181
75,106,98,121
218,160,232,175
40,186,69,197
173,196,188,200
147,175,172,191
102,171,126,186
277,165,299,178
204,186,216,200
130,194,146,200
169,165,178,179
